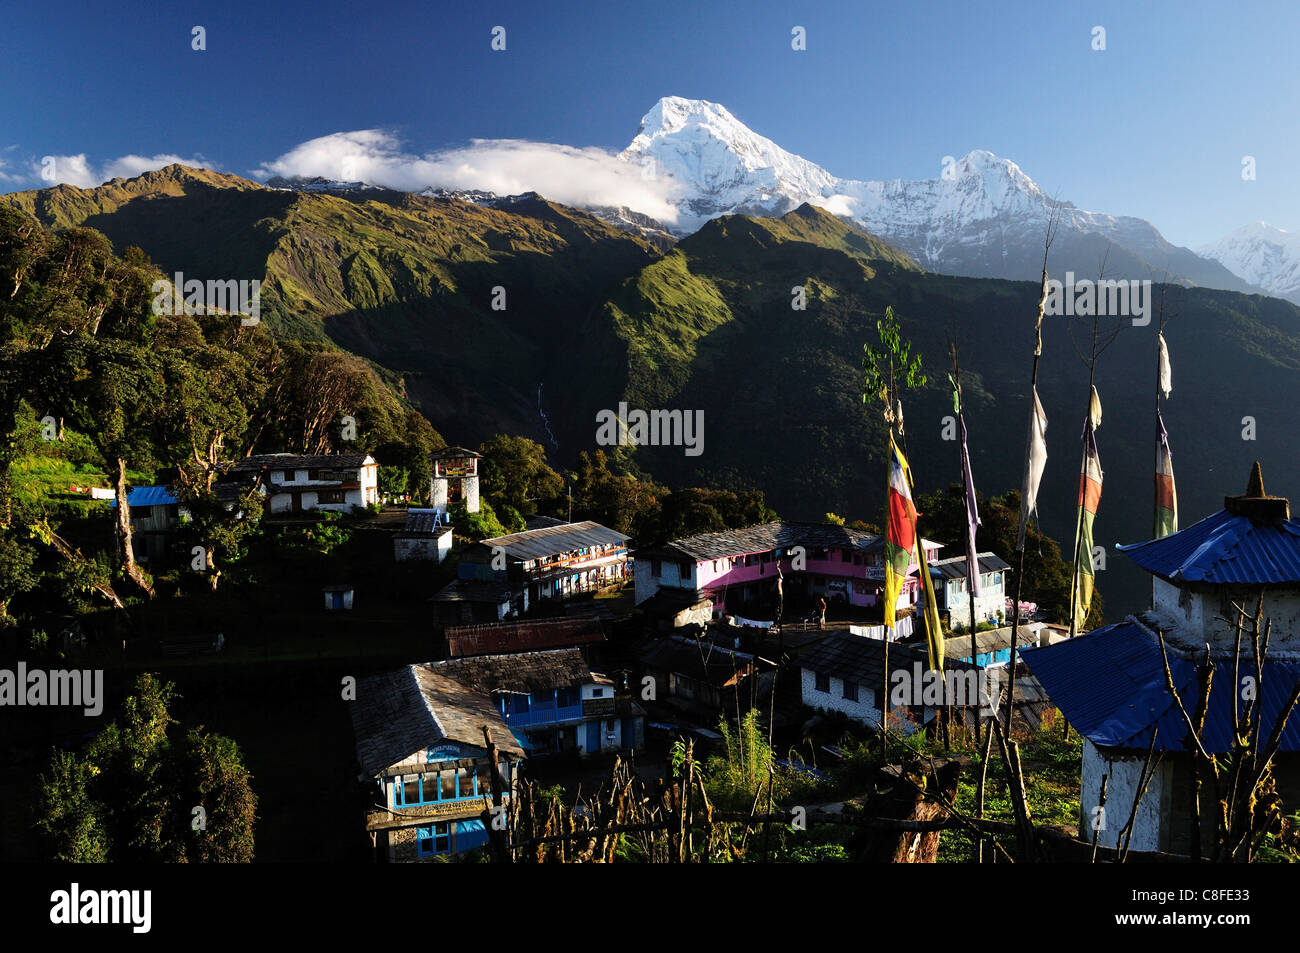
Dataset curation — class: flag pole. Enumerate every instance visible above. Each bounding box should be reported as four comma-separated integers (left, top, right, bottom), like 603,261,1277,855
950,341,980,742
1005,247,1052,739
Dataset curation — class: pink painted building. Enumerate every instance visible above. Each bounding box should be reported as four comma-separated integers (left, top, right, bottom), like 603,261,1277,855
633,521,940,620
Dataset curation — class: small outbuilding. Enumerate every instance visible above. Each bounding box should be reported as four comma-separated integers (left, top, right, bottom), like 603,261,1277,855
323,584,355,611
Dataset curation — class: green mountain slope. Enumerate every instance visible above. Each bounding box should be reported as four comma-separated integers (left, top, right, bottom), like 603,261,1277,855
11,169,1300,618
1,166,662,445
589,204,1300,617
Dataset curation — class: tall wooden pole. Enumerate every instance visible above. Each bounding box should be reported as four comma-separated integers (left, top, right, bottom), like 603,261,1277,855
1004,265,1049,739
951,342,980,745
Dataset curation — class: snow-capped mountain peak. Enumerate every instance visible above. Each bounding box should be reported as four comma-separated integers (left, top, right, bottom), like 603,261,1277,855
612,96,1263,297
619,96,1064,242
621,96,839,229
1197,222,1300,301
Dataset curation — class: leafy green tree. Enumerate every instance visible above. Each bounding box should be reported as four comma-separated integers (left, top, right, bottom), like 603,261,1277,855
377,463,409,500
861,304,926,432
450,499,510,542
174,482,264,591
0,526,38,622
34,333,163,596
177,729,257,862
478,434,564,516
34,673,257,862
569,450,666,537
34,749,110,862
156,342,262,491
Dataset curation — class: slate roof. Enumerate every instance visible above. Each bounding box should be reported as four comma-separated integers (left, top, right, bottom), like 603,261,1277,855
639,636,752,686
637,587,713,616
858,535,943,556
430,579,516,604
427,647,594,695
928,552,1012,580
944,625,1043,659
1117,507,1300,586
482,521,628,560
350,665,522,778
430,446,481,459
397,508,453,537
798,631,967,686
445,617,605,658
1022,615,1300,754
638,521,891,562
230,452,373,472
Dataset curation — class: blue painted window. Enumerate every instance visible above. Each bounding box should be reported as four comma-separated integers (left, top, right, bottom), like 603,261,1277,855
416,822,451,856
393,768,480,806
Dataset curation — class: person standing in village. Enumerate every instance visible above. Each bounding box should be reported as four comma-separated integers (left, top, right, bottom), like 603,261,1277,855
818,595,827,630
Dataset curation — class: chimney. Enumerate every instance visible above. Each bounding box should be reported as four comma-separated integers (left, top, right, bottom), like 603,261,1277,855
1224,461,1289,524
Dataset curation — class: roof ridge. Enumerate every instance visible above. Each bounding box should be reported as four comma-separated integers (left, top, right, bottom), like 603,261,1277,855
411,664,447,740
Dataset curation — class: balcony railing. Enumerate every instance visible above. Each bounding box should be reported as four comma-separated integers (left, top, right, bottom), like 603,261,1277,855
504,704,583,728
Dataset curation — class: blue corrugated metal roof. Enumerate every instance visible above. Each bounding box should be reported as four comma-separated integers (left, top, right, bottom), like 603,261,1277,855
1023,619,1300,753
1117,508,1300,585
108,486,179,508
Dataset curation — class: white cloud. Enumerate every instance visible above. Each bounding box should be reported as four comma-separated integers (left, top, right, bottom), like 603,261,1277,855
21,152,213,189
102,153,212,180
30,154,97,188
808,193,858,217
253,130,684,224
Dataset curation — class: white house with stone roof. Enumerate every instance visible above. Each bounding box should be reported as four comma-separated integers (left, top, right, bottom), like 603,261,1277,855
228,452,378,514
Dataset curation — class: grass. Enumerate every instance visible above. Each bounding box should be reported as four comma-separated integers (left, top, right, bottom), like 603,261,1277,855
938,714,1083,862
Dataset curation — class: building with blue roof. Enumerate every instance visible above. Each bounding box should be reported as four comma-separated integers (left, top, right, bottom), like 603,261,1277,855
1023,463,1300,855
109,486,188,564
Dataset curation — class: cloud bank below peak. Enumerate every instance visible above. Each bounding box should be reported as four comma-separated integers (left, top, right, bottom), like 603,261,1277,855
22,152,215,189
252,129,685,224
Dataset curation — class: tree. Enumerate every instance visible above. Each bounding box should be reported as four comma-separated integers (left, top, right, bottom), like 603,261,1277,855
861,304,927,437
451,499,510,542
157,342,261,493
34,673,257,862
35,333,163,596
0,525,38,622
174,482,264,591
177,729,258,862
34,750,110,862
569,450,667,538
478,434,564,516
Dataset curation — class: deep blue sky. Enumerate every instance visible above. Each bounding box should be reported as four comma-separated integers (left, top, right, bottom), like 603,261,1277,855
3,0,1296,245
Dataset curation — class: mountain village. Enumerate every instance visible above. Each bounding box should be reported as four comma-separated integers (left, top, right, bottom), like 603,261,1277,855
3,90,1299,875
